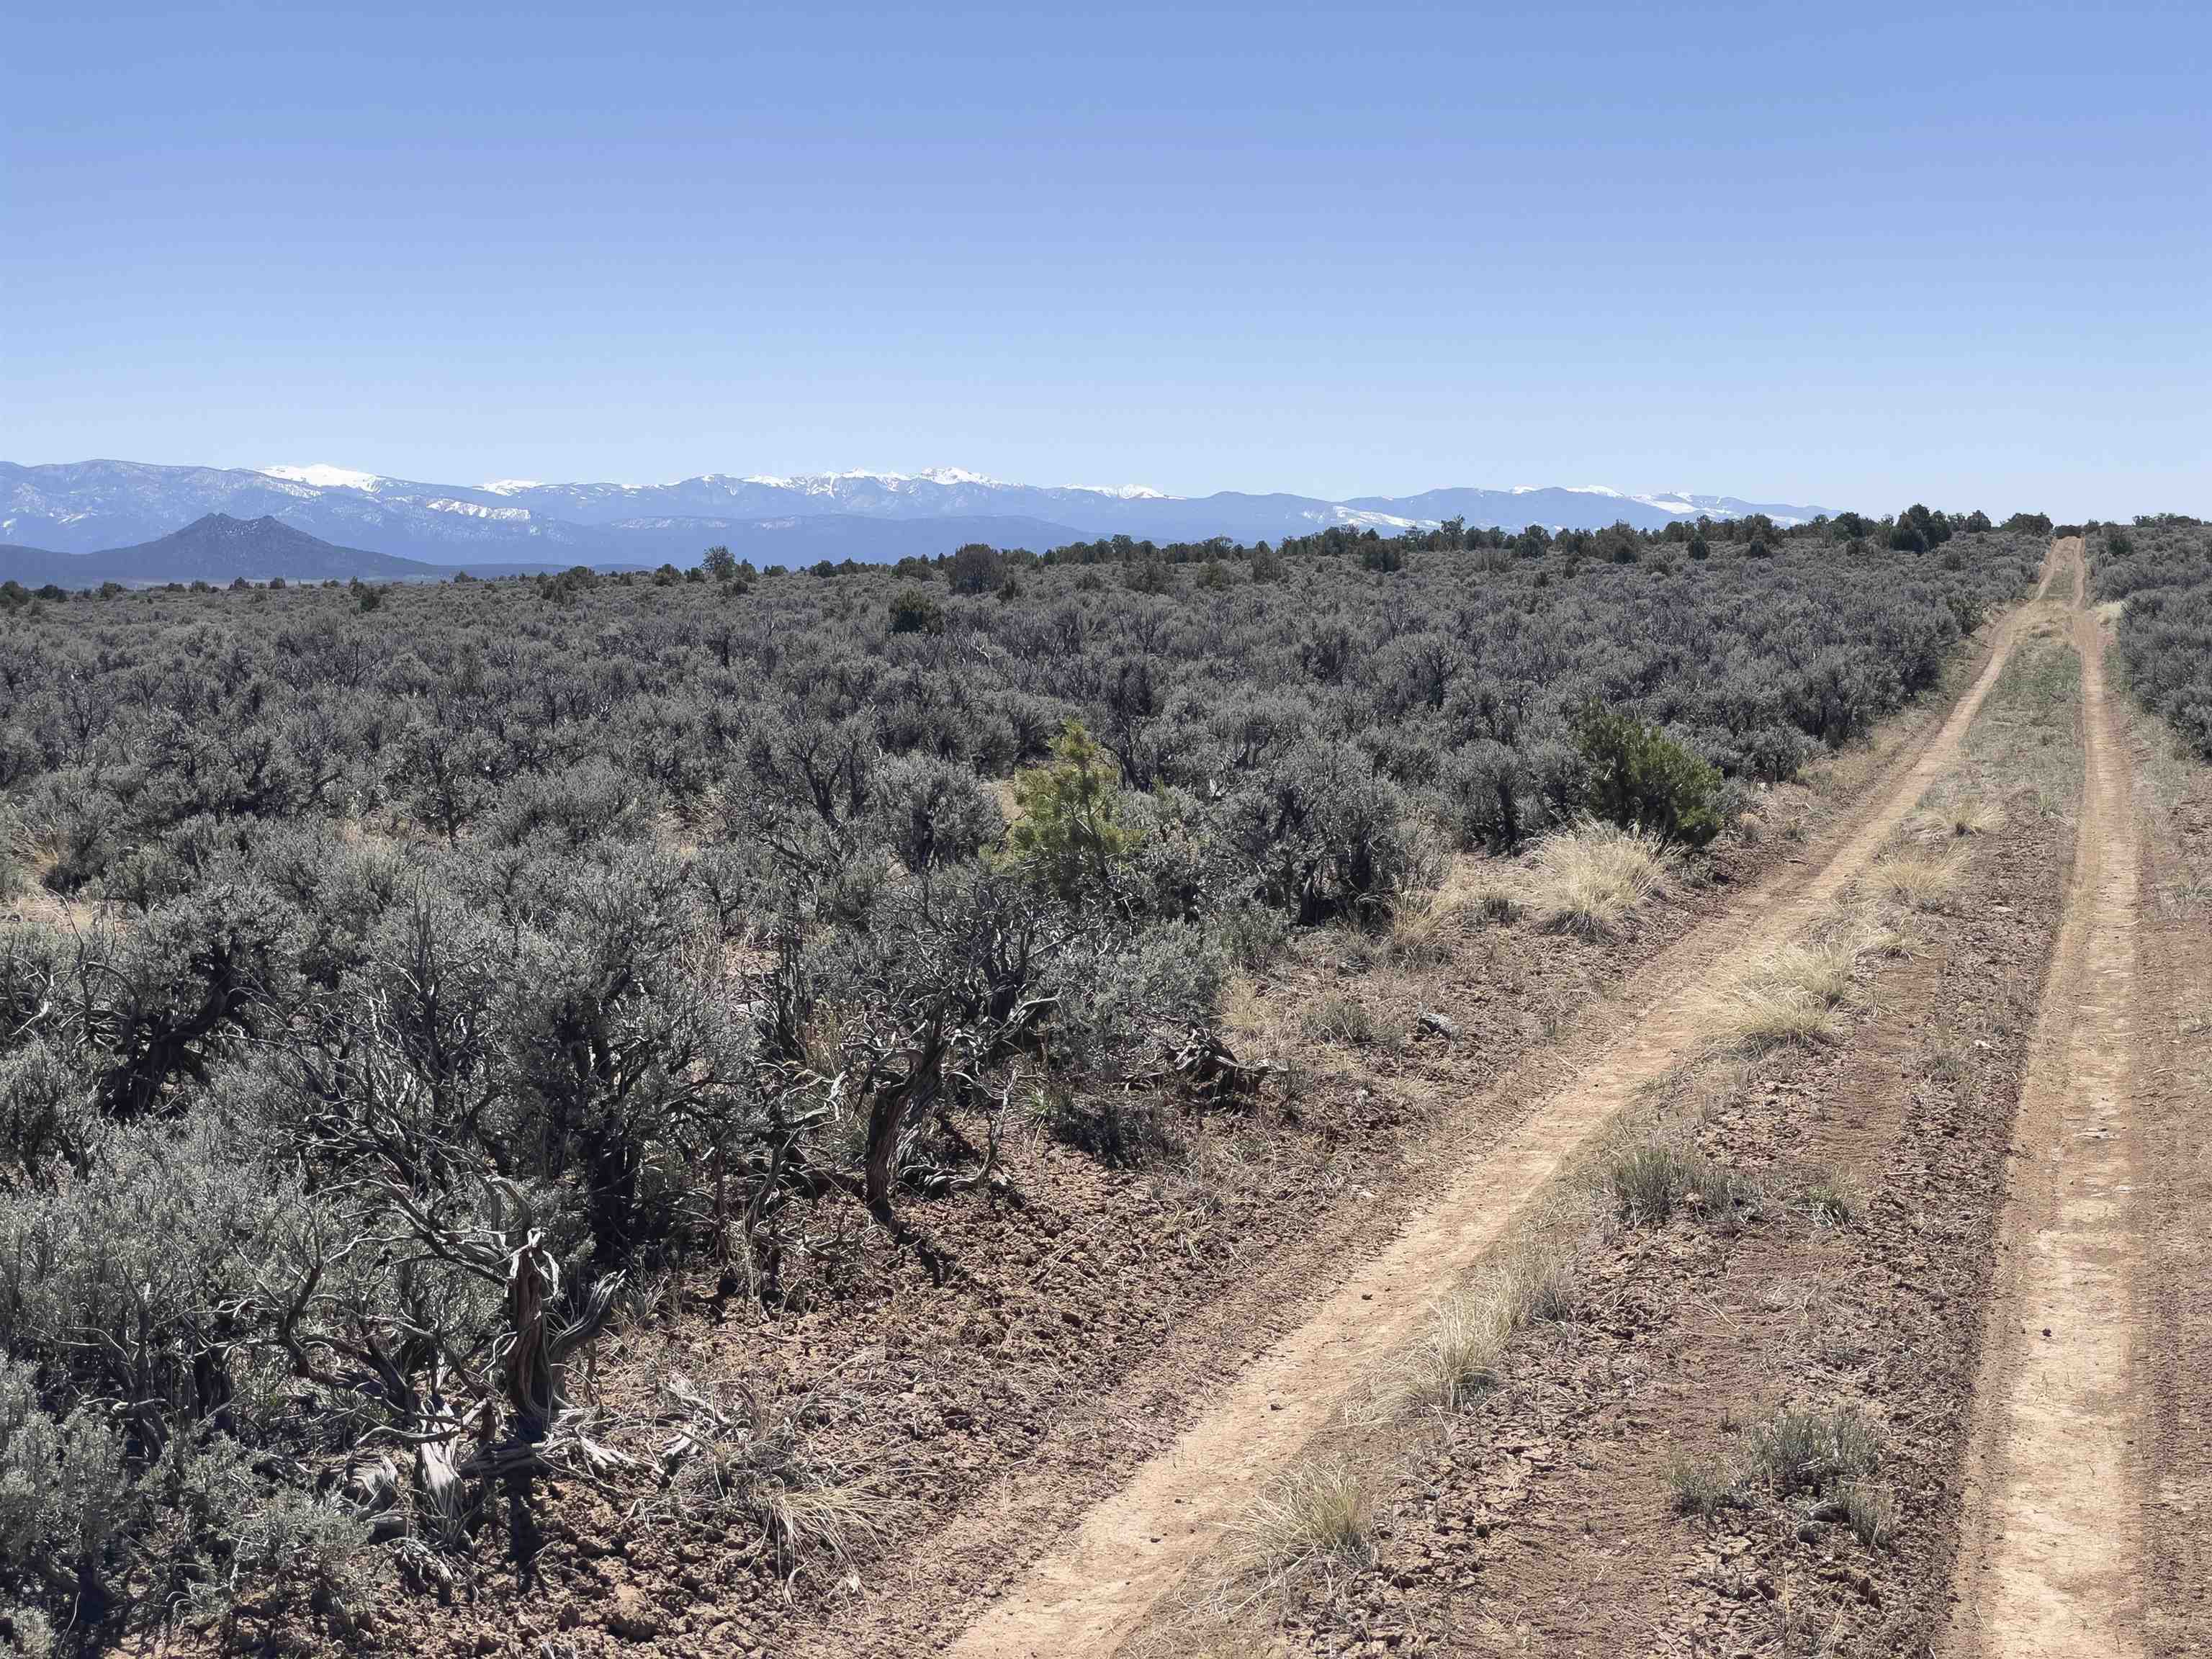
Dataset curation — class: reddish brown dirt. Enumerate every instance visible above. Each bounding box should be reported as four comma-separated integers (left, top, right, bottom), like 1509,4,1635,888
1151,593,2081,1657
2128,701,2212,1657
1252,768,2068,1656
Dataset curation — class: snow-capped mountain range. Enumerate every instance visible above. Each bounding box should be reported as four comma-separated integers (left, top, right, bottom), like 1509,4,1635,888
1,459,1835,570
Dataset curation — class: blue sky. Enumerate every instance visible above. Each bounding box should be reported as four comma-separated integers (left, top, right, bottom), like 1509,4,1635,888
4,1,2206,516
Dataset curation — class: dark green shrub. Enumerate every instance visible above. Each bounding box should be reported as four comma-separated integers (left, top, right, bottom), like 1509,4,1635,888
1570,701,1725,847
948,542,1002,595
889,588,945,634
1000,721,1138,906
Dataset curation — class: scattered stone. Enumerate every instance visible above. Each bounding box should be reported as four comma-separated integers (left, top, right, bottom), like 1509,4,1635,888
607,1585,660,1641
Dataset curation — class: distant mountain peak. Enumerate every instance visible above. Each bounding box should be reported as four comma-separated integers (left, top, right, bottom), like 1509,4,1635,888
261,464,387,492
181,511,318,539
1067,482,1167,500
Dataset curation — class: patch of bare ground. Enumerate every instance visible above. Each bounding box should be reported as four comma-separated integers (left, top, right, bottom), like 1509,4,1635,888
0,846,104,932
2126,695,2212,1658
1126,605,2079,1658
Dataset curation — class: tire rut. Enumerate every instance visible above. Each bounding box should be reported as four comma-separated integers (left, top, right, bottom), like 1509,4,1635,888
947,551,2064,1659
1943,539,2148,1657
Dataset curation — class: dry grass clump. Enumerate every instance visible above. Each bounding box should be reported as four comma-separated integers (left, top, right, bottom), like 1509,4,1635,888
1840,1479,1900,1548
761,1478,902,1569
1909,777,2006,842
1784,927,1868,1005
1229,1455,1375,1578
1386,853,1521,959
1218,976,1267,1046
1801,1162,1869,1227
1746,1403,1879,1497
1725,986,1831,1053
1676,1408,1896,1545
657,1377,904,1572
1667,1447,1748,1517
1148,1127,1260,1223
1301,994,1397,1051
1602,1132,1761,1227
1918,995,1986,1084
1532,822,1676,938
1943,794,2006,838
1725,925,1871,1053
1389,863,1478,956
1868,848,1966,912
1410,1246,1578,1411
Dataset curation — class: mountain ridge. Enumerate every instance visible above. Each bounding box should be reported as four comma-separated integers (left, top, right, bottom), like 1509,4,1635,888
0,511,1123,588
0,514,483,587
1,459,1840,571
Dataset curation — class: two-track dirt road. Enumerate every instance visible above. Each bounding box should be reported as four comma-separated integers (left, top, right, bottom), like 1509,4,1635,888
1943,538,2152,1658
947,546,2091,1659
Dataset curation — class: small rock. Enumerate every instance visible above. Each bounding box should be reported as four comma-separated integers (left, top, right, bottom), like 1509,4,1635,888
607,1584,660,1641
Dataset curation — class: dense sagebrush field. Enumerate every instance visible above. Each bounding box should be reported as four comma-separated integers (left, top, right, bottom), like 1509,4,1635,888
0,515,2044,1652
2093,516,2212,757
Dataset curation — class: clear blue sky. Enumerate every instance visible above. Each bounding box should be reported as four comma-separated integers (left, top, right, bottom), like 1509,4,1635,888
4,2,2206,518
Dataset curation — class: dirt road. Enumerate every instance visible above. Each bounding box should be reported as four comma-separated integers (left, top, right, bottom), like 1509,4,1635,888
949,549,2065,1659
1944,539,2148,1657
